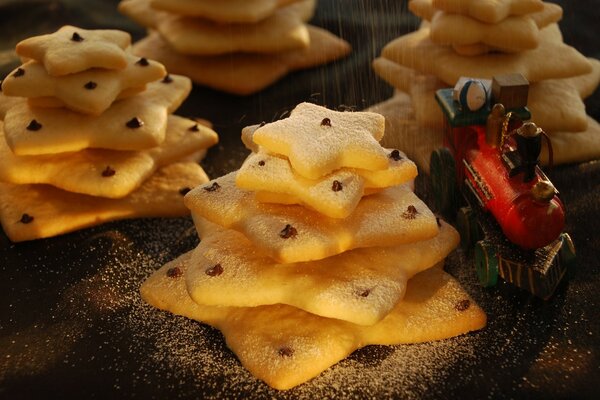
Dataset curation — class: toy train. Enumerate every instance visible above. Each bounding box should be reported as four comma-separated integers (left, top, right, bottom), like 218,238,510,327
430,73,576,300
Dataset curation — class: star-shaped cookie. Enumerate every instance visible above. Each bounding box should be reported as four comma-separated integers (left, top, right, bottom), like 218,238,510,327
131,26,351,95
184,173,439,263
142,252,486,390
1,53,166,115
150,0,299,23
236,148,417,218
0,162,208,243
381,25,592,86
155,0,314,55
0,115,218,198
15,25,131,77
185,217,458,326
431,0,544,24
3,74,191,155
252,102,388,179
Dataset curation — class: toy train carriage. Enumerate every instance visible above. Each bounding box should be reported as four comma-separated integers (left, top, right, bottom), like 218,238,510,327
430,73,576,299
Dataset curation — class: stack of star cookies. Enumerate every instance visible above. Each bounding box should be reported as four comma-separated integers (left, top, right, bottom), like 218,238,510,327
370,0,600,171
0,26,219,242
118,0,351,95
141,102,486,390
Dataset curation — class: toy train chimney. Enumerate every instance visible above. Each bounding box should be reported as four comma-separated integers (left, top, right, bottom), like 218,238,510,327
486,103,505,147
515,122,543,182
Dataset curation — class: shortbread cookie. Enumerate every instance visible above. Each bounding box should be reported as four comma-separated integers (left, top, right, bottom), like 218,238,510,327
375,57,600,134
131,27,351,95
241,124,261,152
372,58,446,128
0,162,208,243
528,60,600,133
381,24,592,86
450,11,565,56
155,0,314,56
0,92,22,121
3,74,191,155
184,172,438,263
366,93,444,174
0,115,218,198
150,0,299,23
1,54,166,115
252,102,387,179
142,252,486,390
187,218,458,325
540,117,600,166
15,25,131,76
236,149,417,218
118,0,161,29
431,0,544,24
26,85,147,109
429,7,561,52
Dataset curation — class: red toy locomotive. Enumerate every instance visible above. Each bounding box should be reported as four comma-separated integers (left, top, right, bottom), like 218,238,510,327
430,73,576,299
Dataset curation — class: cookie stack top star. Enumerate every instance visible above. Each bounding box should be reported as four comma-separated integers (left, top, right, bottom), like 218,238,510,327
370,0,600,169
118,0,351,95
0,26,219,242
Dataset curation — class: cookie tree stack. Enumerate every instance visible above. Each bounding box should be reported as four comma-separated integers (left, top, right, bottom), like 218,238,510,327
141,103,486,390
118,0,351,95
0,26,219,242
370,0,600,171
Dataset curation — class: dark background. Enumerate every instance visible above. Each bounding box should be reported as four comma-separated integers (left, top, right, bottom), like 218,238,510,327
0,1,598,399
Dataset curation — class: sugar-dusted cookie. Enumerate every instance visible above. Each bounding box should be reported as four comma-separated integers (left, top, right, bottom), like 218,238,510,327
0,115,218,198
381,24,592,86
3,74,191,155
184,173,438,263
155,0,314,56
0,162,208,243
131,26,351,95
431,0,544,24
15,25,131,76
236,148,417,218
252,102,387,179
150,0,299,23
142,252,486,390
186,217,458,325
1,54,166,116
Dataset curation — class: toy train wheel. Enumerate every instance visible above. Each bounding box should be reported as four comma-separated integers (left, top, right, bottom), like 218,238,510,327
430,147,459,218
456,206,482,250
474,240,498,287
559,233,576,268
